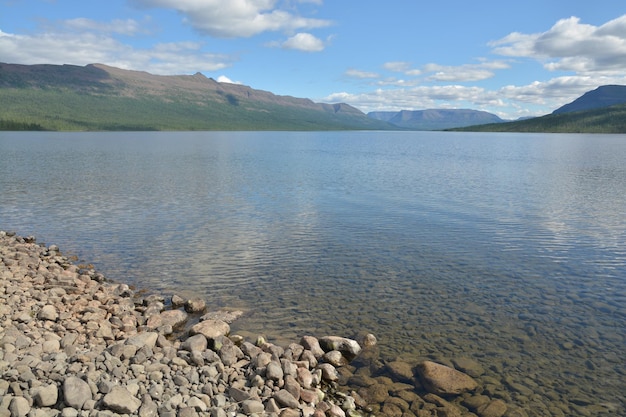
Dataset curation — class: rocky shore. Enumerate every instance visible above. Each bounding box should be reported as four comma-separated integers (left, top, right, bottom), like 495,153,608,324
1,231,521,417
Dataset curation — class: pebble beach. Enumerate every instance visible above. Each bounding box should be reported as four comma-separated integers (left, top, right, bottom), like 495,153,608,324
0,230,616,417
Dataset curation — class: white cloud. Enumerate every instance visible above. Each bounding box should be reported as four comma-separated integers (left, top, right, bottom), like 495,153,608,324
383,61,421,76
0,26,233,75
130,0,331,38
422,61,509,82
324,73,626,119
63,18,145,36
490,14,626,74
217,75,242,84
281,32,325,51
345,68,379,79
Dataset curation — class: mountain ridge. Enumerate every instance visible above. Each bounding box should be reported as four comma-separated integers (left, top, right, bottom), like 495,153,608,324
552,85,626,114
0,62,393,131
368,108,503,130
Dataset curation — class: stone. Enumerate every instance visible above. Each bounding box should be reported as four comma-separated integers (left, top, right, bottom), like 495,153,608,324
451,357,485,378
38,305,59,321
9,396,31,417
126,332,159,349
102,386,142,414
273,389,300,409
477,399,508,417
318,336,361,359
322,350,349,367
147,310,188,330
189,320,230,340
199,310,244,324
184,299,206,313
300,336,325,358
139,400,158,417
415,361,478,396
317,363,339,382
242,400,265,414
63,376,92,409
266,361,284,381
34,383,59,407
218,344,242,366
171,294,185,307
181,334,208,352
386,360,414,382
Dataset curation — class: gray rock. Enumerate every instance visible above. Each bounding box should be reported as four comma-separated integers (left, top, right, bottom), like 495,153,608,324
317,363,339,382
63,376,92,409
34,383,59,407
273,389,300,409
416,361,478,396
181,334,208,352
102,386,142,414
189,320,230,340
126,332,159,349
146,310,188,330
266,361,284,382
38,305,58,321
184,299,206,314
9,396,31,417
139,400,158,417
322,350,349,367
318,336,361,359
300,336,325,358
187,396,208,412
242,400,264,414
218,344,241,366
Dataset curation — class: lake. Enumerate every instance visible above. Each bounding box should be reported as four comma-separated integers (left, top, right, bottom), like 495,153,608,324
1,131,624,416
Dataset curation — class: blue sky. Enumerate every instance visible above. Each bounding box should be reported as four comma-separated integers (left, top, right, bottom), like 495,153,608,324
1,1,625,119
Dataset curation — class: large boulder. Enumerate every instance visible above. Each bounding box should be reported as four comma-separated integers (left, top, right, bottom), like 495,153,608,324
415,361,478,396
146,309,188,330
189,319,230,340
102,386,142,414
63,376,92,409
318,336,361,360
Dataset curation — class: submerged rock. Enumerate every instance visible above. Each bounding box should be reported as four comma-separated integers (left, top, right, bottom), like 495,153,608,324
415,361,478,396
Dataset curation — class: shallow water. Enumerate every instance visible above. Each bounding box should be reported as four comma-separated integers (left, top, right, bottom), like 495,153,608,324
1,131,625,415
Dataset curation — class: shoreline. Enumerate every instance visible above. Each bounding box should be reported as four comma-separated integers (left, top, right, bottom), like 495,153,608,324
1,231,515,417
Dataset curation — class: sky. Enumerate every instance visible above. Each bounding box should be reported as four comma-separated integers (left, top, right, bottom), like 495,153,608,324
1,1,626,119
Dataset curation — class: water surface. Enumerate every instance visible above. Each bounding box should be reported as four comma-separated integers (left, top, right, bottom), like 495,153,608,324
1,131,624,415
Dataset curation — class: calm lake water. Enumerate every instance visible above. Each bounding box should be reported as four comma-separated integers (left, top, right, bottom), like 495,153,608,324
1,131,625,415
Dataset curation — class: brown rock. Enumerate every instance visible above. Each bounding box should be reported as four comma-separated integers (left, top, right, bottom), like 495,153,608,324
386,360,414,382
415,361,478,396
189,319,230,340
478,399,508,417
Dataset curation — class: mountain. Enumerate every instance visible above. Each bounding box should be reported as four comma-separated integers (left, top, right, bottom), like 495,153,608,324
449,85,626,133
0,63,395,131
449,103,626,133
368,109,503,130
553,85,626,114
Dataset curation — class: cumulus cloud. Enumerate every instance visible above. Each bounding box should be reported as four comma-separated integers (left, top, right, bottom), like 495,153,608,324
281,32,326,51
490,14,626,74
0,25,233,75
130,0,331,38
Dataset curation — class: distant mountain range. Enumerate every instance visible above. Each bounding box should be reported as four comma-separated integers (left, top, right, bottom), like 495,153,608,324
368,109,504,130
0,62,395,131
1,62,625,132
